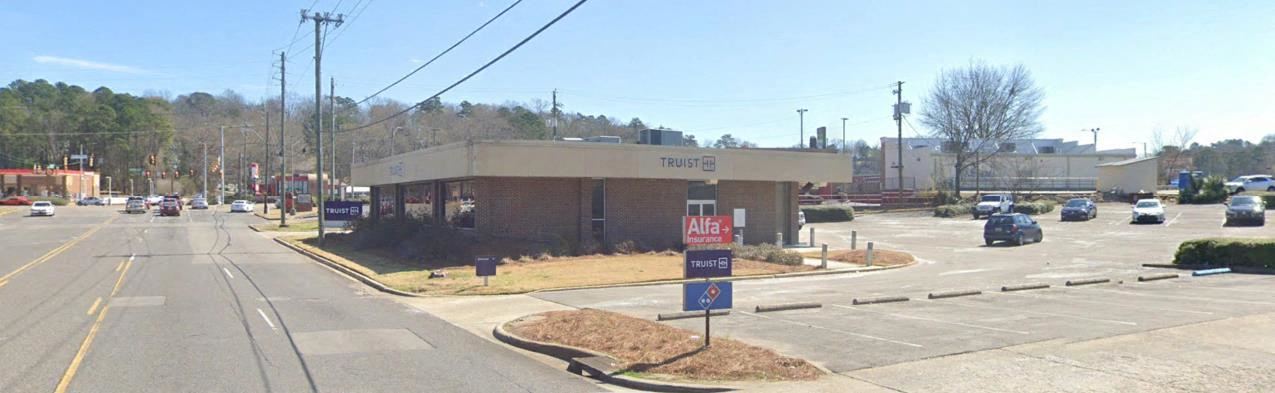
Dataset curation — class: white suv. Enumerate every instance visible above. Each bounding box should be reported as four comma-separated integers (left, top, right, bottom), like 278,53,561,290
1225,175,1275,194
973,194,1015,219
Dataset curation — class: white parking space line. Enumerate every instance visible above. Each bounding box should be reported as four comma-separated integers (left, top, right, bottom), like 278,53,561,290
828,304,1029,334
256,308,277,330
222,267,234,279
1080,287,1275,306
934,299,1138,326
1164,212,1183,227
737,310,924,348
989,291,1213,316
938,268,992,276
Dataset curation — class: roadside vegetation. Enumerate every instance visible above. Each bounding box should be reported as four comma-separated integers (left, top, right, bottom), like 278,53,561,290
802,249,915,266
1178,176,1228,204
252,220,320,232
508,309,822,382
31,196,69,206
1174,238,1275,268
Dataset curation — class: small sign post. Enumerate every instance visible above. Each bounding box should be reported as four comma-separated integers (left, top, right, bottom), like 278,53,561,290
475,256,498,286
681,216,735,347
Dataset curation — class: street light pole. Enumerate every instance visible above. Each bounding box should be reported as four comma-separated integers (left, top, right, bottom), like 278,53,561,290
841,117,848,153
796,109,808,148
219,126,225,205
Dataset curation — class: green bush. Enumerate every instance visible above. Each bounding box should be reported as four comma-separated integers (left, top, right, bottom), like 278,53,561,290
1013,200,1056,215
1173,238,1275,268
801,206,854,223
933,203,971,217
719,243,804,266
1180,176,1227,204
31,196,69,206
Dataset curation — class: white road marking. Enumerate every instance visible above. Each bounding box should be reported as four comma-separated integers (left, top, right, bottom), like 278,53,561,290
256,308,277,330
938,268,991,276
128,254,135,262
1164,212,1183,227
828,304,1030,334
935,299,1138,326
1080,287,1275,306
737,310,924,348
222,267,234,279
990,291,1213,316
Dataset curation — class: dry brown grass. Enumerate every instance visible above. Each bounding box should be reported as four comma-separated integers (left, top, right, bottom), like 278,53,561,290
801,249,914,266
285,236,814,295
510,309,822,382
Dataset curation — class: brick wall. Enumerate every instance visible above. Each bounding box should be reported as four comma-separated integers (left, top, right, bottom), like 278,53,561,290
475,177,581,242
717,180,779,244
604,178,686,250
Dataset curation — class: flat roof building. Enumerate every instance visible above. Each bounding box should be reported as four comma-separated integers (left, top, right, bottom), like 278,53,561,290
352,140,853,249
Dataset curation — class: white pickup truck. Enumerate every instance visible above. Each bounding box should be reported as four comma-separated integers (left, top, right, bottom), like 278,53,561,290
972,194,1015,219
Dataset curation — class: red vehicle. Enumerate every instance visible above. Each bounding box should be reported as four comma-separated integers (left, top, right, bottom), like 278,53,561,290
160,200,181,216
0,196,33,205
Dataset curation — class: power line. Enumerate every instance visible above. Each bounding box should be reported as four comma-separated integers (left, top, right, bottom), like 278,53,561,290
353,0,522,106
324,0,371,50
344,0,589,133
564,83,895,106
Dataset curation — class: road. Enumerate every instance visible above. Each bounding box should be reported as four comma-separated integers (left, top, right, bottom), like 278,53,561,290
0,206,598,393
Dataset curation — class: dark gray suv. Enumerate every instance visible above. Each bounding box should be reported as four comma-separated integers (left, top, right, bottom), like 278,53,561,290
983,213,1043,246
1224,195,1266,226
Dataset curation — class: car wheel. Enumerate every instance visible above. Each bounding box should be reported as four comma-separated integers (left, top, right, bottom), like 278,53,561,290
1268,186,1275,192
1036,232,1043,243
1224,219,1231,227
985,238,993,246
1016,233,1025,246
972,213,979,220
1236,187,1246,193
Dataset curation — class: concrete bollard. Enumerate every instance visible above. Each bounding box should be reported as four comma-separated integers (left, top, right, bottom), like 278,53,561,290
776,232,783,246
851,230,857,250
821,244,828,269
866,241,874,267
809,227,815,247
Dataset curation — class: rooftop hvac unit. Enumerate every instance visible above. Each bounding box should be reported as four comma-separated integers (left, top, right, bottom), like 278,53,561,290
639,129,684,146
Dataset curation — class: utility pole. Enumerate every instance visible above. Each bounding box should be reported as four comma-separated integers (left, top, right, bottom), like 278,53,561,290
78,144,85,199
219,126,225,205
840,117,848,153
202,143,208,198
551,89,559,140
893,81,904,192
264,108,270,214
302,9,343,245
330,77,337,201
278,51,288,227
796,109,808,148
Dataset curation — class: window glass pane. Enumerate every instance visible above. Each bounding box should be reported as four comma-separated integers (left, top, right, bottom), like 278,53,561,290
445,180,475,228
377,186,395,218
591,180,604,219
591,220,604,244
687,204,698,216
702,203,715,216
403,182,433,222
688,181,717,200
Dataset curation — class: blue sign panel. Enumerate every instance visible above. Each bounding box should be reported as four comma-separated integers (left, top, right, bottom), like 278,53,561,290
475,256,498,277
683,281,732,312
685,249,732,279
323,201,364,221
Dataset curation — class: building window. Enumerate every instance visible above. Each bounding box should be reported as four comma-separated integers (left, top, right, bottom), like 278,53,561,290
591,179,605,244
444,180,476,229
403,182,434,223
687,181,717,216
376,185,396,219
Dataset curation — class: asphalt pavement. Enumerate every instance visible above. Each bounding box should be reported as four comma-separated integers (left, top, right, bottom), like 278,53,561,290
0,205,599,393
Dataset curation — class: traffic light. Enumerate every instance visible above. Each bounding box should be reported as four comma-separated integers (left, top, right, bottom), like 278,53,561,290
174,170,181,179
148,154,156,166
160,170,166,179
144,170,151,178
63,155,69,169
88,154,94,168
189,169,195,177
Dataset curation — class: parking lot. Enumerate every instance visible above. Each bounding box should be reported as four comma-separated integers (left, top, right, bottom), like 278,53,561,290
534,202,1275,392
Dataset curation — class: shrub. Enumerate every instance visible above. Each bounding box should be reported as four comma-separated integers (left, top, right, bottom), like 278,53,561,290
1180,176,1227,204
800,206,854,223
31,196,69,206
1173,238,1275,268
1013,200,1056,215
719,243,804,266
612,240,639,255
348,216,428,250
934,203,971,217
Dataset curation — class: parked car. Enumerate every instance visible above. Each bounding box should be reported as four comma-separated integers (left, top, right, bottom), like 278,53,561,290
973,194,1015,219
1131,199,1166,224
1224,195,1266,226
191,197,209,209
1224,175,1275,194
146,195,164,205
230,200,254,213
163,195,182,210
983,213,1042,246
0,196,33,205
125,199,148,214
159,200,181,216
77,197,105,206
30,201,55,217
1059,198,1097,221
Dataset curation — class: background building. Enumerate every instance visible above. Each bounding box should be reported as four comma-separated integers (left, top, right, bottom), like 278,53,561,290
0,168,99,198
880,137,1136,191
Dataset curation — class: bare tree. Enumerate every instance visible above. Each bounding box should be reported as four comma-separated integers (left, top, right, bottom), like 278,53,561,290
1151,126,1198,182
919,62,1045,194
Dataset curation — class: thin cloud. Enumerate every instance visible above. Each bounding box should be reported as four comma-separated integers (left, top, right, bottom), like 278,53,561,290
409,58,425,64
33,55,149,74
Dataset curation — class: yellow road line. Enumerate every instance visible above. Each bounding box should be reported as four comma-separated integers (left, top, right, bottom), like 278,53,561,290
0,208,18,217
114,261,124,272
0,216,115,285
0,280,7,288
55,258,132,393
86,297,102,316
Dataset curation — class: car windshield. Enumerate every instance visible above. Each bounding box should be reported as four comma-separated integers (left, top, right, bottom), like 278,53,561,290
981,196,1002,202
1231,197,1259,206
1065,199,1086,207
988,216,1014,224
33,202,51,207
1231,176,1250,182
1136,201,1159,208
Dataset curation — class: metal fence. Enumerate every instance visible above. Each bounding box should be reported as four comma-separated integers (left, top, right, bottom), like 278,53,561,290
950,177,1096,192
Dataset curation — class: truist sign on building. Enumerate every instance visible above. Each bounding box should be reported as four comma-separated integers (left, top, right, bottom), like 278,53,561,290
659,155,716,172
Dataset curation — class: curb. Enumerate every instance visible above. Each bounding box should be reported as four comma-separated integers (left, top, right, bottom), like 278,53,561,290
1142,264,1275,275
658,310,730,321
1001,283,1051,292
272,237,423,298
1192,268,1231,276
852,296,909,305
494,319,736,393
531,259,916,295
927,289,982,299
1137,273,1179,282
754,302,822,313
1065,278,1111,286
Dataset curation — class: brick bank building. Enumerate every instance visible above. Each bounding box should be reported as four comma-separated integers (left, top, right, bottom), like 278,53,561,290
351,140,852,248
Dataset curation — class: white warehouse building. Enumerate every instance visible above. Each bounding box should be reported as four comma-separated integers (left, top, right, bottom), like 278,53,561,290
880,137,1137,191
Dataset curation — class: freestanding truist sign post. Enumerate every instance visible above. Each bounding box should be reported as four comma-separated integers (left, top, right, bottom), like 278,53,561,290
682,216,734,347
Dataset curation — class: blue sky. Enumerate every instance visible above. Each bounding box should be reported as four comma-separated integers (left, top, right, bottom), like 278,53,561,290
4,1,1274,151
